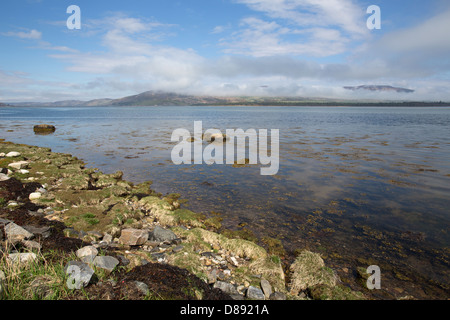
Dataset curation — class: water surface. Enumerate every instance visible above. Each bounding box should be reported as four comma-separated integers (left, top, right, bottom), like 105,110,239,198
1,105,449,298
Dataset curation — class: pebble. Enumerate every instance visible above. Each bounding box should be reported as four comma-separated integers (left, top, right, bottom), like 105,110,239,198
29,193,42,201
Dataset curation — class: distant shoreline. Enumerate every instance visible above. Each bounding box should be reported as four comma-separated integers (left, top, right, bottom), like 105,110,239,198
3,102,450,108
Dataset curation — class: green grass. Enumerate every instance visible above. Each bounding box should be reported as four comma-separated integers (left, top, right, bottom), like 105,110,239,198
0,246,78,300
82,213,100,226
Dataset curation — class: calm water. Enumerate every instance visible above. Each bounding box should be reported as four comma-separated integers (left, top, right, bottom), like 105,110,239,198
1,106,449,298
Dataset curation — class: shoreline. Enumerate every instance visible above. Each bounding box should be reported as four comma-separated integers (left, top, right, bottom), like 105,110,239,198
0,139,372,301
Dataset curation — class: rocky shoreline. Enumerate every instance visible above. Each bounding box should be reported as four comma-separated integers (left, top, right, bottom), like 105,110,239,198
0,139,366,300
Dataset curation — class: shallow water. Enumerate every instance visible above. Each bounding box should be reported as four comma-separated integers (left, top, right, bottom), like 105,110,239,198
1,105,449,298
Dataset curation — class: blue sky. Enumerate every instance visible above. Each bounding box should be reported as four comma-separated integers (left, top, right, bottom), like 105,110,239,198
1,0,450,102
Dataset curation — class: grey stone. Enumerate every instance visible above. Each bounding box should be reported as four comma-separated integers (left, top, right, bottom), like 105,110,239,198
23,225,51,239
151,252,167,263
247,286,266,300
172,245,184,253
64,261,95,289
134,281,150,296
213,281,239,295
119,228,149,246
8,161,29,170
21,240,42,250
260,279,272,299
207,269,219,284
6,152,21,158
117,255,130,266
0,173,10,182
102,233,113,244
81,254,96,264
87,231,103,240
0,218,12,225
93,256,119,273
76,246,99,258
149,225,177,242
5,222,34,242
269,292,287,300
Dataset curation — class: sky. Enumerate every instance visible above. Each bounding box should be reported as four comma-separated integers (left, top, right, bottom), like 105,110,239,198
1,0,450,102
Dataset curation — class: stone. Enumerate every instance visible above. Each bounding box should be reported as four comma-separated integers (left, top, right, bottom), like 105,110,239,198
102,233,113,244
269,292,287,300
34,124,56,135
29,193,42,201
23,225,51,239
0,173,10,181
64,261,95,289
19,169,30,174
119,228,149,246
247,286,266,300
87,231,103,240
207,269,219,284
8,253,38,264
117,255,130,266
149,225,177,243
6,152,21,158
8,161,29,170
213,281,239,295
76,246,99,259
260,279,272,299
134,281,150,296
172,245,184,253
21,240,42,250
5,222,34,242
93,256,119,273
81,254,96,264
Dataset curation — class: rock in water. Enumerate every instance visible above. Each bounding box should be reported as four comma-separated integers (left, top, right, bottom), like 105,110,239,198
33,124,56,135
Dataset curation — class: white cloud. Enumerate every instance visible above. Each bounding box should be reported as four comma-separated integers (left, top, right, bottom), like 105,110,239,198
234,0,367,36
220,17,350,57
3,29,42,40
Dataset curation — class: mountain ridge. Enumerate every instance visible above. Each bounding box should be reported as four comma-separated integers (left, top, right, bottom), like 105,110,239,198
3,88,450,107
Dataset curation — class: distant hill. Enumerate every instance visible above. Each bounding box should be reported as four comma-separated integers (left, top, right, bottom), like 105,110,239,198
5,89,450,107
344,85,415,93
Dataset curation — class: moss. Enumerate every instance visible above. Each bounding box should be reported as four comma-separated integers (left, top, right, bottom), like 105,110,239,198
139,196,176,226
60,174,90,191
308,284,366,300
204,216,223,231
171,209,205,228
289,251,337,295
261,237,286,257
221,228,258,243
